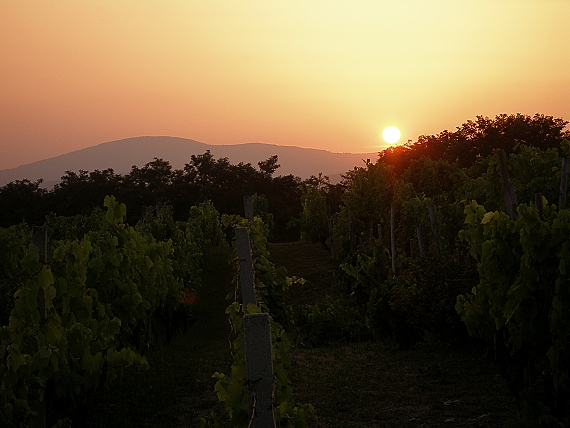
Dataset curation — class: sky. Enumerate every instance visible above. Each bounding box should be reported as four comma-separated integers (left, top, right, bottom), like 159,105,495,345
1,0,569,171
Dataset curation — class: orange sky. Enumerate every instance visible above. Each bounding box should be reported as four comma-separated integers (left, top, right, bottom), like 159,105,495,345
1,0,569,170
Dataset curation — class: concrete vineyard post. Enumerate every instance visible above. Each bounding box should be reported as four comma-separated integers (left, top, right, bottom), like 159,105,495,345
235,227,257,306
244,195,254,222
243,313,275,427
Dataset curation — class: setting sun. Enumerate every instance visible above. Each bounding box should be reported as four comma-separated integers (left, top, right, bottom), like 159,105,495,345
382,126,401,144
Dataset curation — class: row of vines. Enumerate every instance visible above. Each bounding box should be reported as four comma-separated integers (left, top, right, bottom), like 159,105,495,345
299,142,570,425
201,214,316,427
0,196,223,427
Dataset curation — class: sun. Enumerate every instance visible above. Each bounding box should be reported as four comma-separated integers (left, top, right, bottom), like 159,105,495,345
382,126,401,144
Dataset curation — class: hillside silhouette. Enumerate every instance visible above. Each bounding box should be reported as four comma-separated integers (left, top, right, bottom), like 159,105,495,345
0,137,378,187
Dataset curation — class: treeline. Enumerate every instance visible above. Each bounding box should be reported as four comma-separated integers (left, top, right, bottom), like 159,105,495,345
0,152,303,242
380,113,569,175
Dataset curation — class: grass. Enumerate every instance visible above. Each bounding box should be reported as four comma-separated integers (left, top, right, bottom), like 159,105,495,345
80,240,521,427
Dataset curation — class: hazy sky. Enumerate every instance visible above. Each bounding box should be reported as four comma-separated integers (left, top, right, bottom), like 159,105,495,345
1,0,569,170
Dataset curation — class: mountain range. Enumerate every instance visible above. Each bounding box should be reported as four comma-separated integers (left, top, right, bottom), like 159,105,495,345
0,136,379,188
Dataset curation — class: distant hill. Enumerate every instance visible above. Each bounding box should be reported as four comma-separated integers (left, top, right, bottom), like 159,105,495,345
0,136,378,187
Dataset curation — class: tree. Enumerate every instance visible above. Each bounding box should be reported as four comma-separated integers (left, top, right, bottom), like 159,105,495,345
258,155,280,177
341,161,396,233
379,113,570,174
0,179,47,227
49,168,122,217
401,156,466,199
299,185,328,244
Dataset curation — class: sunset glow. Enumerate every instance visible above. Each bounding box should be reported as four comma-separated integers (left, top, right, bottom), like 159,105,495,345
0,1,568,170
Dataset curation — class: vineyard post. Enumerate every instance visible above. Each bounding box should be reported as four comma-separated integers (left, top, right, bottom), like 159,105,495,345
235,227,257,306
427,202,440,258
390,202,396,274
31,226,47,428
327,202,335,257
243,195,254,222
235,227,275,427
559,157,569,210
497,150,518,220
243,313,275,428
416,224,426,258
348,211,356,251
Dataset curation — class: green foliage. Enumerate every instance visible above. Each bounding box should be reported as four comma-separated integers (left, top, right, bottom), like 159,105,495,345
0,224,34,325
202,215,316,427
0,197,155,426
252,194,275,232
299,185,328,244
0,195,225,426
221,214,296,329
330,205,352,258
402,156,466,199
296,297,369,347
365,255,474,344
457,200,570,421
342,161,395,233
462,145,563,213
201,303,316,428
338,238,391,304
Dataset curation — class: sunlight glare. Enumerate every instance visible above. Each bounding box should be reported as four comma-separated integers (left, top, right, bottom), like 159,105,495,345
382,126,401,144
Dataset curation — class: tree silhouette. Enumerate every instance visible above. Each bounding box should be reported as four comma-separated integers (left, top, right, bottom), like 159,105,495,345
379,113,570,175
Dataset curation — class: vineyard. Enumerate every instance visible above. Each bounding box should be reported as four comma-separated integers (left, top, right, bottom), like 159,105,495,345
1,114,570,426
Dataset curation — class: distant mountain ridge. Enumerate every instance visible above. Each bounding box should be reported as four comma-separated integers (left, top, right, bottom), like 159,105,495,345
0,136,378,187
